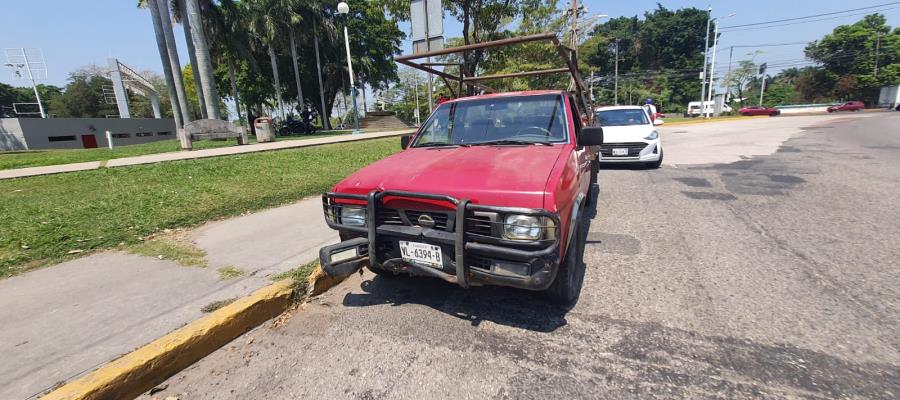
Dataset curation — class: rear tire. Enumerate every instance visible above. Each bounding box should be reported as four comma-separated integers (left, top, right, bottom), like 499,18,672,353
587,160,599,205
546,213,587,306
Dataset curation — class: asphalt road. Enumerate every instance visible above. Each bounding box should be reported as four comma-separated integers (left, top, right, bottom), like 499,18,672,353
143,112,899,400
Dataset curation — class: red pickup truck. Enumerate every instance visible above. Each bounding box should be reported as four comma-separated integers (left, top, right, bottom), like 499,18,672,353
319,90,602,304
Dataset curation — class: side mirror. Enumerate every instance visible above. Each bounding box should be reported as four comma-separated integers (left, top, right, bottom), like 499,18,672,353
578,126,604,146
653,119,665,126
400,135,412,149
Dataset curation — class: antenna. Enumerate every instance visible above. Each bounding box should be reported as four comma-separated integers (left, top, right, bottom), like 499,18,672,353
4,48,48,118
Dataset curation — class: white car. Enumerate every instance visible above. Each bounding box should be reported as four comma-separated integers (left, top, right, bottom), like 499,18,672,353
595,106,663,168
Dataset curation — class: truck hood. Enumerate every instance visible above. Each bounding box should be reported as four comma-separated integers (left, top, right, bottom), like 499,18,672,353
333,145,566,209
601,125,656,143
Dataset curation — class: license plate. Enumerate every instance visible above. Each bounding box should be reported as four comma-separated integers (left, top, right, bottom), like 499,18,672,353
612,148,628,156
399,241,443,268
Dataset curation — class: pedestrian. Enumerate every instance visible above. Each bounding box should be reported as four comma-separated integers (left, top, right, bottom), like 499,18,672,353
643,98,658,121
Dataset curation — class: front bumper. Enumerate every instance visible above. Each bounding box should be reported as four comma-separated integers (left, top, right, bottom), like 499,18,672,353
597,140,661,162
320,190,561,291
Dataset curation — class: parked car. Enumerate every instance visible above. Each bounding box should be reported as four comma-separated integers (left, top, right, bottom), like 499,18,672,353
739,106,781,116
594,106,663,168
827,101,865,112
686,101,733,117
318,90,601,305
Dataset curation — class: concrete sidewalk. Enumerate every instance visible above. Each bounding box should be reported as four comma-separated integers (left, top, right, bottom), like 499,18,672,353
0,196,337,400
0,128,414,180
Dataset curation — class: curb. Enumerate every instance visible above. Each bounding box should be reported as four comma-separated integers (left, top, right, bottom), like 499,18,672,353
41,279,295,400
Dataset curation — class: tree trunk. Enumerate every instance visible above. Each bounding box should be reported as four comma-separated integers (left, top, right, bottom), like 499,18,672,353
289,27,304,106
228,58,248,144
186,0,222,120
313,29,331,130
268,44,285,120
156,0,193,135
179,0,207,118
147,0,189,149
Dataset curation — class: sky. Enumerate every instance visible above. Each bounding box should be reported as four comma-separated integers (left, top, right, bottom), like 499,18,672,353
1,0,897,98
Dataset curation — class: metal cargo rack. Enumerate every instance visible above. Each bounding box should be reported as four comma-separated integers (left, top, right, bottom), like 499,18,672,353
394,32,595,124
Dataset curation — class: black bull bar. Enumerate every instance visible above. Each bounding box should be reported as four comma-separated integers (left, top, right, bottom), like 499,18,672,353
319,190,561,290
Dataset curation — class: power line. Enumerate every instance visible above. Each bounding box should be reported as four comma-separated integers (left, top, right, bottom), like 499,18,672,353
716,42,811,52
720,6,900,32
720,1,900,29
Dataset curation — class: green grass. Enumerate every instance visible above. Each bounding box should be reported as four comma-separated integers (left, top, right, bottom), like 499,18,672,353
270,261,320,302
0,137,400,278
200,297,238,313
0,131,351,171
217,265,246,280
127,238,207,268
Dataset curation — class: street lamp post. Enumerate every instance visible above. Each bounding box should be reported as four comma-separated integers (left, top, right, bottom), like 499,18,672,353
704,12,736,118
700,7,711,118
338,2,362,134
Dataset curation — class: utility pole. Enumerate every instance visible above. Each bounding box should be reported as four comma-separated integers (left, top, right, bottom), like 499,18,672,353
759,75,767,106
874,32,882,76
589,70,594,102
571,0,579,49
700,6,711,116
726,46,733,102
424,0,434,110
413,74,421,126
758,63,768,106
614,39,619,105
705,19,720,118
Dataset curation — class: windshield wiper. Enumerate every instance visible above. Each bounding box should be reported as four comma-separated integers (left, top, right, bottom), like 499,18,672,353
470,140,552,146
415,142,466,148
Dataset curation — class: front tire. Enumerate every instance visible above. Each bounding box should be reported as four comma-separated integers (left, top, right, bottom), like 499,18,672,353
647,148,663,169
546,213,587,306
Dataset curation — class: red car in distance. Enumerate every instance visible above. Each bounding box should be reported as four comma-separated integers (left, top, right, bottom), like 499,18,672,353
739,106,781,116
827,101,865,112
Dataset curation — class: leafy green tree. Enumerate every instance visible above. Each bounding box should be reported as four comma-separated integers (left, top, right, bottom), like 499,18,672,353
0,83,38,117
48,75,117,118
805,14,899,103
580,5,710,112
723,59,758,106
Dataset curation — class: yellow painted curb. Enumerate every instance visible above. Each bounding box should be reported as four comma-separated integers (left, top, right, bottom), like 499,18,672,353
42,279,295,400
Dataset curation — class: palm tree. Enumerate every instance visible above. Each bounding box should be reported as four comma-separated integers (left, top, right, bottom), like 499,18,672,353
293,0,331,128
142,0,190,148
247,0,296,120
154,0,194,132
184,0,222,119
206,0,257,138
173,0,208,118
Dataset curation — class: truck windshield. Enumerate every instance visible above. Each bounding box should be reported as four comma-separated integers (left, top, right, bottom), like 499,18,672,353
412,94,568,147
595,109,649,126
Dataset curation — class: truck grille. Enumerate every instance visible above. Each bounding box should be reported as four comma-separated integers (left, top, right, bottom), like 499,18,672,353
377,208,404,225
466,214,494,236
404,210,450,230
599,142,647,157
374,207,454,231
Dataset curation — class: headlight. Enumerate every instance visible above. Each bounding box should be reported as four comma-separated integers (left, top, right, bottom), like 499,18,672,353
503,215,542,240
340,207,366,226
644,130,659,140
